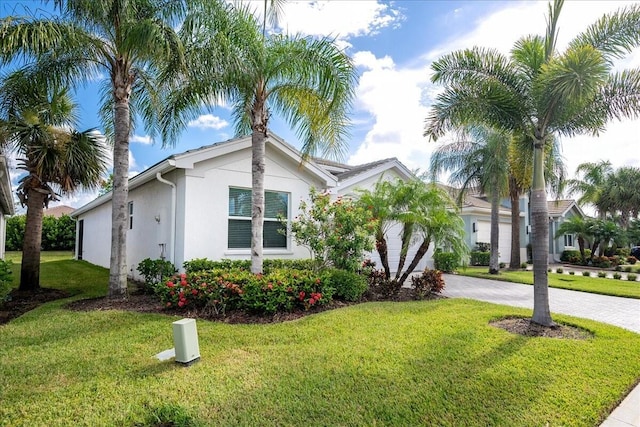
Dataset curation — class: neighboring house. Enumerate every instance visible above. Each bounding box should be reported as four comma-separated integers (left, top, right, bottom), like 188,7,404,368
547,199,587,263
0,155,16,259
43,205,75,218
71,134,430,280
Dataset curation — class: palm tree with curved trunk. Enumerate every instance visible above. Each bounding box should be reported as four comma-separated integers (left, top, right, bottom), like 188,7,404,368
165,5,357,274
0,71,107,291
555,216,591,264
0,0,242,298
425,0,640,325
430,125,510,274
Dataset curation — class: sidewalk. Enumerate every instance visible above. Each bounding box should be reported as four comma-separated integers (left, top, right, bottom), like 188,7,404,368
442,274,640,427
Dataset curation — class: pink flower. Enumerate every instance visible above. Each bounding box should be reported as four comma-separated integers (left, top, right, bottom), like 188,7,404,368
167,282,175,288
166,302,172,307
180,273,187,280
178,301,185,307
191,289,198,295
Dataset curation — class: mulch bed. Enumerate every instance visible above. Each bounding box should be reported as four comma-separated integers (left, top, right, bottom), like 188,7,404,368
2,287,591,339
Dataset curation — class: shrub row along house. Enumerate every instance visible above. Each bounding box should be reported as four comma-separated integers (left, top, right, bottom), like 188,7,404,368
70,134,583,279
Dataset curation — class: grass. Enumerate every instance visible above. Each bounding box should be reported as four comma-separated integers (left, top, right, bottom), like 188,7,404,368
1,253,640,426
459,267,640,299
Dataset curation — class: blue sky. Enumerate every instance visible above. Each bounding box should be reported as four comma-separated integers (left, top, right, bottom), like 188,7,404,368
2,0,640,210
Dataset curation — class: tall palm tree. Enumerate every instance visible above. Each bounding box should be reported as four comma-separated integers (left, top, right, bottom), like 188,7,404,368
0,71,107,291
430,125,510,274
0,0,241,298
599,166,640,228
164,5,357,274
425,0,640,326
567,160,613,218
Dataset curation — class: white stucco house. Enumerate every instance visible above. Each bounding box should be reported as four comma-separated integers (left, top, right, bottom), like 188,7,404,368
0,154,15,259
71,134,431,280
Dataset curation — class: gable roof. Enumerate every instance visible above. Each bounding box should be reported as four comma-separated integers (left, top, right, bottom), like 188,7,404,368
72,133,339,217
548,199,585,218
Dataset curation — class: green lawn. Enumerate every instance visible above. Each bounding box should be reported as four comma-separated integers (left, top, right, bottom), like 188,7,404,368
1,253,640,426
458,267,640,299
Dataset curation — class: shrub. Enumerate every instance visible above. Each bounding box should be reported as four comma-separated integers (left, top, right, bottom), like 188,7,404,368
569,271,575,275
624,266,633,273
0,259,13,301
560,250,582,264
411,268,445,300
613,273,622,280
364,268,401,299
475,242,490,252
597,271,607,278
627,256,638,265
627,274,637,282
155,268,333,316
556,268,563,274
499,262,506,269
6,214,76,251
592,256,612,268
322,268,368,302
433,251,460,272
582,271,591,277
136,258,177,294
289,188,376,272
183,258,316,274
521,263,528,270
470,251,490,266
615,265,622,272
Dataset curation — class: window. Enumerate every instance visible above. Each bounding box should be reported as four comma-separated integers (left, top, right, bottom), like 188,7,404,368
228,188,288,249
563,234,574,247
128,201,134,230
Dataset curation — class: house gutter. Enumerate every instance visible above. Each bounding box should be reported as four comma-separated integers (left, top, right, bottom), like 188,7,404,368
156,173,176,265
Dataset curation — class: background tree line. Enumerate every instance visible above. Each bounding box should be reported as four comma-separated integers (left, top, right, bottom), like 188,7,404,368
5,214,76,251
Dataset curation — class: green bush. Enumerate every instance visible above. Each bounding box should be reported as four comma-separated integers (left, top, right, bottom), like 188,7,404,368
6,214,76,251
569,271,575,275
0,259,13,301
183,258,316,274
521,263,528,270
322,268,368,302
434,251,461,272
624,266,633,273
597,271,607,278
582,271,591,277
5,215,25,251
470,251,490,266
410,268,445,300
136,258,177,294
556,268,564,274
627,256,637,265
155,268,334,316
627,274,637,282
613,273,622,280
560,249,582,264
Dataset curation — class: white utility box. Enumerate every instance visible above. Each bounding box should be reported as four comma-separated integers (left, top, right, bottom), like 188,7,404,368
172,318,200,365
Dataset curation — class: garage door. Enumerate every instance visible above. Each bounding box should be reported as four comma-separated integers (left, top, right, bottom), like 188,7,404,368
368,222,432,274
477,220,511,264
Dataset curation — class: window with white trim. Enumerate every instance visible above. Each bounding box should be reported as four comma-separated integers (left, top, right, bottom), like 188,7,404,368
563,234,574,247
228,188,288,249
128,201,134,230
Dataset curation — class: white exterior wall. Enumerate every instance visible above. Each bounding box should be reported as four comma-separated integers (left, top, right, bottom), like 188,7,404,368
178,145,325,267
476,219,512,264
0,213,5,259
76,201,112,268
337,169,431,272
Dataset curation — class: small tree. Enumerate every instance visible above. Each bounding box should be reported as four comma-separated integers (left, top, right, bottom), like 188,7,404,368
289,188,376,272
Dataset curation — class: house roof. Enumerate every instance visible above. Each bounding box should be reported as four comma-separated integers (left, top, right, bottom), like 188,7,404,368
548,199,584,218
435,183,512,216
44,205,74,218
72,133,340,217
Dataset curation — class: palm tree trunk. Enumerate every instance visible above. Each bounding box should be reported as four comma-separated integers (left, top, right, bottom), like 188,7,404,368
375,231,391,279
108,65,132,299
251,97,268,274
508,176,522,269
19,188,46,291
397,237,430,286
531,140,553,326
489,190,500,274
394,224,413,280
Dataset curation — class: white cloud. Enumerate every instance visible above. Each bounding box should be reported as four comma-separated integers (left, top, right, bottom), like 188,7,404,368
187,114,229,130
130,134,153,145
347,1,640,186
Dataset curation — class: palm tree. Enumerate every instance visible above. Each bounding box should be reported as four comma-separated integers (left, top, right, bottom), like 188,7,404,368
164,5,357,274
425,0,640,326
430,126,510,274
0,0,242,298
555,216,591,263
567,161,613,218
599,166,640,228
0,71,107,291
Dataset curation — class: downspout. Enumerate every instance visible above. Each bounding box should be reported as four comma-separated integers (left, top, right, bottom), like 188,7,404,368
156,173,176,265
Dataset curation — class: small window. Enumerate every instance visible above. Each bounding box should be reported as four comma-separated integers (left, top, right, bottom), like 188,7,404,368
128,201,134,230
228,188,288,249
563,234,574,247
